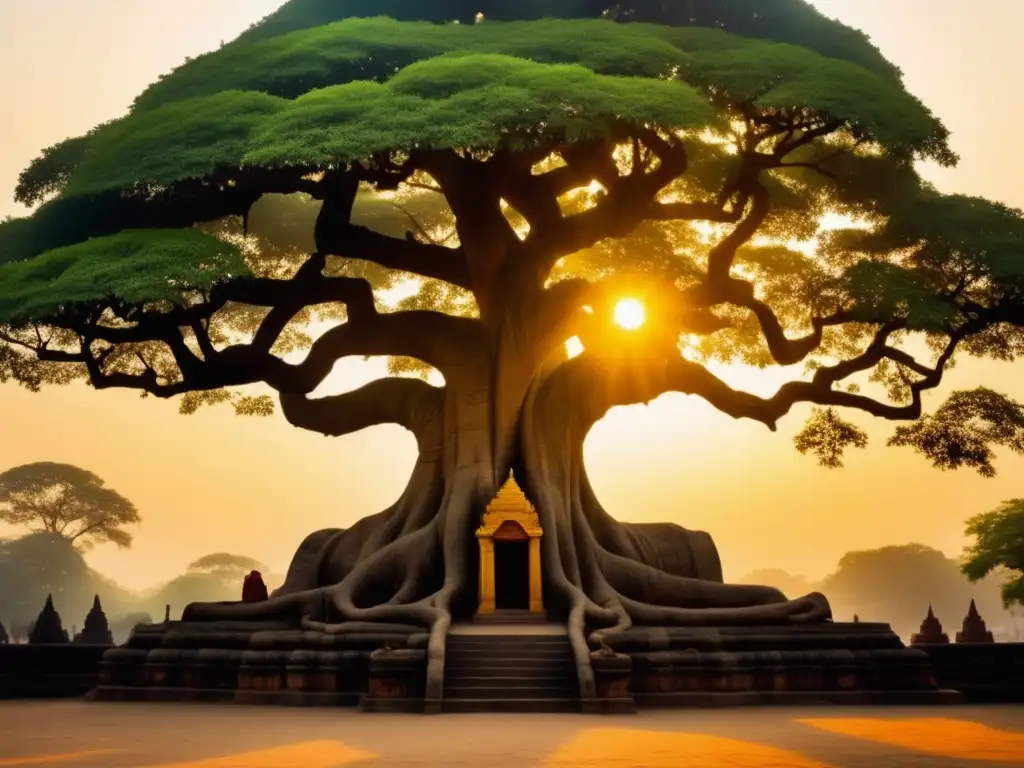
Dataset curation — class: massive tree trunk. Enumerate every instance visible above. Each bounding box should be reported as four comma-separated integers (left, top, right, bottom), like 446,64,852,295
182,301,832,700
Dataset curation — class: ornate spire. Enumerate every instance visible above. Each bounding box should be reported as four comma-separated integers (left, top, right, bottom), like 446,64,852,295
910,604,949,644
487,471,534,514
955,599,994,644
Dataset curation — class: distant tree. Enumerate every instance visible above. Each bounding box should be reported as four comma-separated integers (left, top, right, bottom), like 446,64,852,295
187,553,266,575
28,594,69,644
0,463,140,549
962,499,1024,609
820,543,1008,639
142,553,275,619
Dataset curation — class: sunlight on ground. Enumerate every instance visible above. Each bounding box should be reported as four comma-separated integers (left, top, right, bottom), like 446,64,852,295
0,751,124,767
798,718,1024,763
613,298,646,330
546,728,832,768
144,740,376,768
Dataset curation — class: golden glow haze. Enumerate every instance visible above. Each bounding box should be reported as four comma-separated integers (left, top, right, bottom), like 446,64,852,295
1,1,1023,591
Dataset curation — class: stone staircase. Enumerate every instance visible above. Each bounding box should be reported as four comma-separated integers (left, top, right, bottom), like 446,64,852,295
442,633,580,713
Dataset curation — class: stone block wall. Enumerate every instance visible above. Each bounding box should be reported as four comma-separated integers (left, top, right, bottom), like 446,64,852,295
0,645,110,698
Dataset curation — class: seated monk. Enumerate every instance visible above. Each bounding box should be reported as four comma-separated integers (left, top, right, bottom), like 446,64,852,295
241,570,269,603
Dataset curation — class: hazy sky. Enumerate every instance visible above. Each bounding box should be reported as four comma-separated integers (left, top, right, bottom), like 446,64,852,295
1,1,1023,591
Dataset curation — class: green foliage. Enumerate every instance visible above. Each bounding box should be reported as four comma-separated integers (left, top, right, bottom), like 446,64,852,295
825,191,1024,291
0,229,248,325
238,0,902,82
137,18,694,110
15,133,100,207
66,91,286,197
841,261,957,331
33,16,935,202
889,388,1024,477
962,499,1024,608
0,462,140,550
793,407,869,468
247,54,714,168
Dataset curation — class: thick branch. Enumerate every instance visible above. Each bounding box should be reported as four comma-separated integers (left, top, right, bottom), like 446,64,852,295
317,223,472,290
707,182,771,283
563,321,974,436
33,309,482,399
280,377,444,444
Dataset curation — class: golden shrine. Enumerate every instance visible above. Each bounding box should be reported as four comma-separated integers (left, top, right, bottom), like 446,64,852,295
475,472,544,615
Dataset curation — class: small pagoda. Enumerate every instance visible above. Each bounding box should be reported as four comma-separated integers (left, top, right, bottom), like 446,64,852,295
955,599,994,644
475,471,544,616
29,594,70,644
910,605,949,644
75,595,114,645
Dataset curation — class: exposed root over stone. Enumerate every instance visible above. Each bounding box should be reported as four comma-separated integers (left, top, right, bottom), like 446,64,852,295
181,346,832,703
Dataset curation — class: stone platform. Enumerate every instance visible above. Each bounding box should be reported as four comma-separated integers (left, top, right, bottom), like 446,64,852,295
595,621,962,708
89,620,428,708
87,619,963,712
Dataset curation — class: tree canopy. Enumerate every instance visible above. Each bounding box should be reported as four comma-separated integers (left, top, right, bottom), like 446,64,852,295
3,2,1020,477
0,463,140,549
962,499,1024,608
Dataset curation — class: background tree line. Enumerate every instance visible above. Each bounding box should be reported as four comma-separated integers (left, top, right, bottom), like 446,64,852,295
0,461,280,642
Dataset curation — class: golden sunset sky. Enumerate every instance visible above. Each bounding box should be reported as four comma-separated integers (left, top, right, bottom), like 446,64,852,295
1,1,1022,590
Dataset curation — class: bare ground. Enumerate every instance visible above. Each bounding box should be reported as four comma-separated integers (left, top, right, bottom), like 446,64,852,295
1,701,1022,767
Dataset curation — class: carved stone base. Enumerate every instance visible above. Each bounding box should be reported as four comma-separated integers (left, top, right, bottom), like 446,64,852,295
588,651,637,714
603,622,963,708
91,620,426,706
360,648,428,712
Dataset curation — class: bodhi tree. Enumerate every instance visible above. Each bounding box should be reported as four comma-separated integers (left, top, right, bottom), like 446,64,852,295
3,0,1024,698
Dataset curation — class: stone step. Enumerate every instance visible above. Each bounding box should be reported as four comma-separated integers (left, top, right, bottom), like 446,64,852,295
443,674,576,689
471,611,546,624
447,636,569,647
442,697,580,713
445,660,572,676
446,647,571,660
445,685,574,699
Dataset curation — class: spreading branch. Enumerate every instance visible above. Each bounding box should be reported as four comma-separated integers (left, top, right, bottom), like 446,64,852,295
280,377,444,445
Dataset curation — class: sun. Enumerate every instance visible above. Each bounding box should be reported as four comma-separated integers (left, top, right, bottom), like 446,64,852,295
613,298,646,330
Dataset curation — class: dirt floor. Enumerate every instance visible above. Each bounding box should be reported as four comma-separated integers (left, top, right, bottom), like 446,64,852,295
0,702,1022,767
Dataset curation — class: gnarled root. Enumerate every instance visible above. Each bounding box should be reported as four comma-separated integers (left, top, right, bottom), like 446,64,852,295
517,351,833,687
180,348,833,705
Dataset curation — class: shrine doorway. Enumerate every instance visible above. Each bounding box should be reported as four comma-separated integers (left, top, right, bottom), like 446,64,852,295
475,473,544,616
493,522,531,610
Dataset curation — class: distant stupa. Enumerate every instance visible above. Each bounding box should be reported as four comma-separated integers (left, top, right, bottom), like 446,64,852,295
75,595,114,645
29,594,70,644
910,605,949,644
955,599,994,644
